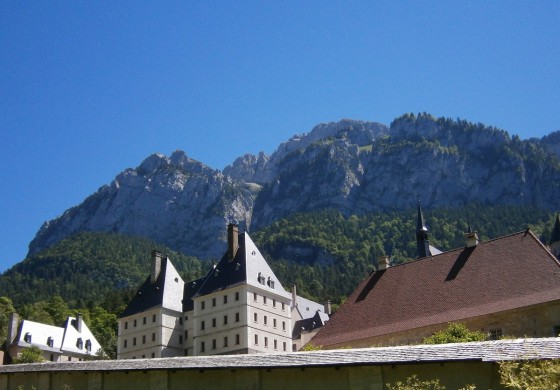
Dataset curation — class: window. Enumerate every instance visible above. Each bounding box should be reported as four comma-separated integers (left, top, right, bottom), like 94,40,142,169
212,318,216,328
283,342,287,351
282,302,285,311
133,337,136,346
224,336,228,348
151,353,155,358
50,354,54,362
224,295,228,304
254,334,258,345
264,337,268,348
77,338,83,350
235,292,240,301
554,326,560,337
124,339,127,348
201,321,205,331
235,312,240,322
273,299,276,308
200,341,205,352
212,339,216,350
134,319,137,327
47,337,54,348
273,319,277,328
264,316,268,326
152,333,156,342
253,292,257,301
125,321,128,330
258,272,266,285
267,277,275,288
24,333,31,343
274,339,278,350
263,296,267,305
179,335,183,344
282,321,286,331
179,317,183,325
292,344,297,352
236,334,240,345
152,314,156,323
142,355,145,359
143,316,146,325
224,315,228,325
254,313,258,323
212,298,216,307
142,335,146,344
489,328,503,340
201,301,205,310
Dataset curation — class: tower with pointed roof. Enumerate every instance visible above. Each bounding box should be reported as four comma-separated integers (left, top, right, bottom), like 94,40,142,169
549,213,560,259
416,201,442,258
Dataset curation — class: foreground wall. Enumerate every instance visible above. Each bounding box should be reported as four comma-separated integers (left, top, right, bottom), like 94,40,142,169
0,361,500,390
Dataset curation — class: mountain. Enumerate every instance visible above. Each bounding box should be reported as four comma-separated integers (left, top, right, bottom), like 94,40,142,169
27,113,560,259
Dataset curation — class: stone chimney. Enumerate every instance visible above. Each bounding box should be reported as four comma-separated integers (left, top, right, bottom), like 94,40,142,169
465,231,479,248
228,223,239,261
377,255,390,271
7,312,19,344
151,250,162,283
324,300,331,315
76,313,83,333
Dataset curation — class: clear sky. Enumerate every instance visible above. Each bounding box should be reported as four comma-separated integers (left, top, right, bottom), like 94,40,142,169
1,1,559,272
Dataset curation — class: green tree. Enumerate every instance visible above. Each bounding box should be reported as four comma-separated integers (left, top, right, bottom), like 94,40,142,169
422,323,486,344
12,346,44,364
0,296,16,345
499,359,560,390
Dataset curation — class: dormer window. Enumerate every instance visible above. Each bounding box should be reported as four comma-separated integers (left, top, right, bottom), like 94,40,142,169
267,277,275,289
85,340,92,352
24,332,32,343
77,338,83,350
47,337,54,348
257,272,266,285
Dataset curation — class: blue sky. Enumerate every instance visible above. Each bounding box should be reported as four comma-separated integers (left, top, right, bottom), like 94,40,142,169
1,1,559,272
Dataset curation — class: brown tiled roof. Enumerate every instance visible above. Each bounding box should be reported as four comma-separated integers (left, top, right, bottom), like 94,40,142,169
312,230,560,347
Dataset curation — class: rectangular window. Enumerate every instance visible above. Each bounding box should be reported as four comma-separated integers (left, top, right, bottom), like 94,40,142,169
212,298,216,307
212,318,216,328
224,336,228,347
282,302,285,311
254,292,257,301
264,316,268,326
554,326,560,337
212,339,216,350
134,319,137,327
263,296,267,305
489,328,503,340
283,342,286,351
152,333,155,342
282,321,286,331
179,317,183,325
236,334,240,345
151,353,155,358
124,339,127,348
143,316,146,325
142,335,146,344
224,315,228,325
224,295,228,304
273,299,276,308
201,321,205,331
235,312,240,322
255,334,258,345
235,292,240,301
273,319,277,328
264,337,268,348
254,313,258,323
201,341,205,352
201,301,205,310
179,335,183,344
133,337,136,346
274,339,278,350
152,314,156,323
125,321,128,330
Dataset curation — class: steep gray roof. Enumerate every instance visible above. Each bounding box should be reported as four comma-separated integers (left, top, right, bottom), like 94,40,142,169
2,338,559,373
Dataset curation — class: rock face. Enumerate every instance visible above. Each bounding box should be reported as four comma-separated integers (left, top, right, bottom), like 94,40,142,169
28,114,560,258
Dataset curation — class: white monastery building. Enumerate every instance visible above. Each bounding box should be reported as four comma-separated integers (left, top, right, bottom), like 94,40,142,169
117,224,329,359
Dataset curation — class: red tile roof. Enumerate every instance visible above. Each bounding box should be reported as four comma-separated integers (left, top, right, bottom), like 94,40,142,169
312,230,560,347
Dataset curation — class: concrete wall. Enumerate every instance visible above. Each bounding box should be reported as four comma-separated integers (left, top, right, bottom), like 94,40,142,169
0,360,506,390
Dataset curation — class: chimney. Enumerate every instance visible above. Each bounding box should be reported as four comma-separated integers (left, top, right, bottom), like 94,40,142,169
465,231,479,248
151,250,162,283
377,255,390,270
324,300,331,315
7,312,19,344
228,223,239,261
292,284,297,307
76,313,83,333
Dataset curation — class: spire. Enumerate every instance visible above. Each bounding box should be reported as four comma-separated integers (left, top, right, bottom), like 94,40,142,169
550,213,560,245
416,200,430,258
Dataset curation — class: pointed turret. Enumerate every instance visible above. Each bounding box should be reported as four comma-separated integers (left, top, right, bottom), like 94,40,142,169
549,213,560,259
416,201,431,258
